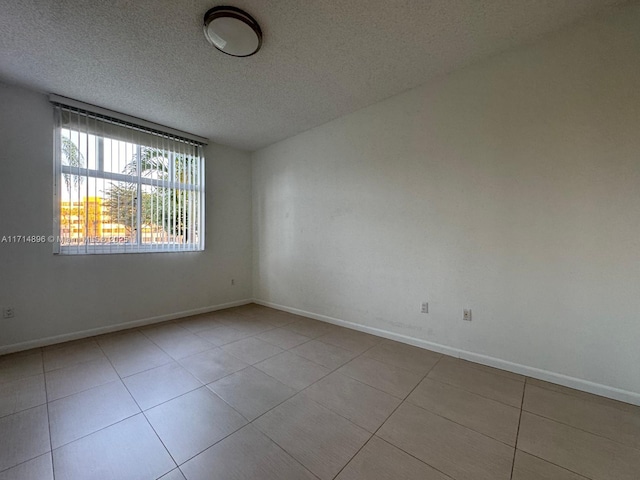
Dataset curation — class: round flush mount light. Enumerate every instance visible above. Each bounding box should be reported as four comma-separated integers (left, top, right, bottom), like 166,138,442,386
203,6,262,57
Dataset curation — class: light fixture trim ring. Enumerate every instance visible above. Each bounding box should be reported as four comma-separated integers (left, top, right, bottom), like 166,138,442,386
203,5,263,57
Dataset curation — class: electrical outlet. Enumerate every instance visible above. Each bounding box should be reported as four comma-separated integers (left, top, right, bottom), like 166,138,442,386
3,307,15,319
420,302,429,314
463,309,472,321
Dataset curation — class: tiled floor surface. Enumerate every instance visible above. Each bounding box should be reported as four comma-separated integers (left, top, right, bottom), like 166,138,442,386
1,304,639,479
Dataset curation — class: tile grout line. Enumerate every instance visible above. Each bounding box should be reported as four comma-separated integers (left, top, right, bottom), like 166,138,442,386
524,377,638,414
426,368,524,408
4,309,639,410
48,348,210,472
42,353,56,480
226,335,391,477
0,453,48,476
40,339,104,374
217,337,288,366
20,337,556,478
92,313,296,472
173,421,322,480
255,334,314,350
265,311,639,414
402,393,520,449
164,289,330,478
523,385,640,450
38,354,122,403
146,313,306,470
377,398,521,480
95,345,175,380
55,333,637,467
515,450,594,480
419,374,522,408
520,409,640,453
137,327,217,360
198,325,374,425
510,376,527,479
142,318,325,477
49,410,142,452
252,434,323,480
335,355,428,401
41,352,149,450
244,352,360,424
94,339,180,477
330,354,451,480
107,332,262,478
6,306,638,479
152,317,437,461
401,361,528,448
373,436,458,480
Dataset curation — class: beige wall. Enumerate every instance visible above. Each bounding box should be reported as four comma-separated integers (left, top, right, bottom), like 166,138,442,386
252,4,640,401
0,83,253,350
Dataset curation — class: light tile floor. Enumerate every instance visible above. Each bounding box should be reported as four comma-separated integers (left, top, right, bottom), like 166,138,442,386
0,304,639,480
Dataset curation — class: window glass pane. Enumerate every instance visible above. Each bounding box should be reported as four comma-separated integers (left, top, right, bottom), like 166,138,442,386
54,104,205,254
100,180,139,245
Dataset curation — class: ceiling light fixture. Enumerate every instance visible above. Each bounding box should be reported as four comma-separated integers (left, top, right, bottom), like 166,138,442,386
203,6,262,57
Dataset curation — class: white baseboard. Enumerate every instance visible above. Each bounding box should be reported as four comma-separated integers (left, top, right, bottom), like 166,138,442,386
253,299,640,407
0,298,253,355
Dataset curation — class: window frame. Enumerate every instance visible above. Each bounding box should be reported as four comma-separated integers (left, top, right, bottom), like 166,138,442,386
51,96,207,255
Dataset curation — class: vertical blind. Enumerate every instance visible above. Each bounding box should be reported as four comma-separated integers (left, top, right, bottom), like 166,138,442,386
52,101,206,254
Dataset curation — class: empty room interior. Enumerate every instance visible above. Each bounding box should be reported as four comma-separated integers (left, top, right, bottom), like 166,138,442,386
1,1,639,479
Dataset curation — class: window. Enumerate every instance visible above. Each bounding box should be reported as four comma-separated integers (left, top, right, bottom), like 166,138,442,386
52,98,206,254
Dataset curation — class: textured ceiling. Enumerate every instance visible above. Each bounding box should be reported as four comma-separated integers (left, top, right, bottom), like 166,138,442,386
0,0,627,150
